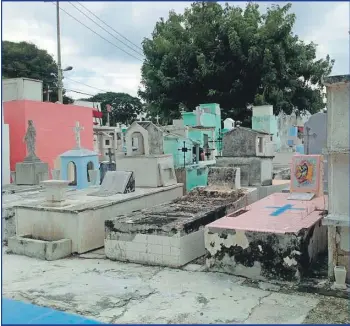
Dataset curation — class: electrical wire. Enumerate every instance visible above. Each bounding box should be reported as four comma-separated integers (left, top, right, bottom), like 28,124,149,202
51,2,143,62
64,77,114,93
68,2,144,57
76,2,144,52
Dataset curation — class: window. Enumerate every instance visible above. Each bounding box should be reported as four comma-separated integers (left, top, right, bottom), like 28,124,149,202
258,137,263,153
105,139,110,146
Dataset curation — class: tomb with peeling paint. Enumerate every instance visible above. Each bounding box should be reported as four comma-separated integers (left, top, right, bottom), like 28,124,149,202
104,175,258,267
204,154,328,281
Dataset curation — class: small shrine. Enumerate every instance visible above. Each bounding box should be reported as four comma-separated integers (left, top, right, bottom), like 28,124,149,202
60,122,99,190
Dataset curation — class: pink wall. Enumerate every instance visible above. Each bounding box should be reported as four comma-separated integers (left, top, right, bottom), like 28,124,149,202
3,100,94,172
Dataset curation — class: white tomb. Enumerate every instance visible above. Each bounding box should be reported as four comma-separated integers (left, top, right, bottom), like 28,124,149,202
224,118,235,130
117,121,178,187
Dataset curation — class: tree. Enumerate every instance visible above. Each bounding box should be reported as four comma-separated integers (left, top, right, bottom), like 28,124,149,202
2,41,73,104
85,92,144,125
139,2,334,126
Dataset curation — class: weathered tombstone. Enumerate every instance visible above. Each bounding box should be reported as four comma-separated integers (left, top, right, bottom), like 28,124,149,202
88,171,135,197
303,112,328,192
207,167,241,189
15,120,49,185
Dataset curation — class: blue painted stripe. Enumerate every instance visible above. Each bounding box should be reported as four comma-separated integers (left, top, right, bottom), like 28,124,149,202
266,204,305,216
2,298,102,324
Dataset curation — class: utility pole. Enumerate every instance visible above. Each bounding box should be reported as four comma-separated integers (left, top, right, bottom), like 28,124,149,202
56,1,63,103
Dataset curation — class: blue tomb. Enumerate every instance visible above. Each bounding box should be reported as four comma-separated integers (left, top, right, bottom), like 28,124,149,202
60,148,100,190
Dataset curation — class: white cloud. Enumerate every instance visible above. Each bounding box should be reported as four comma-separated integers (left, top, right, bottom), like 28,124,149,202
64,57,142,98
304,2,349,73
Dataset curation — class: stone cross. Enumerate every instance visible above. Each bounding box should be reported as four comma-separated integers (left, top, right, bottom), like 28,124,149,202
195,106,203,126
106,148,115,164
155,115,160,124
73,121,84,149
178,141,190,168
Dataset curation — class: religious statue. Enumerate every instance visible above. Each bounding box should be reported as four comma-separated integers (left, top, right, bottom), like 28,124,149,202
23,120,37,158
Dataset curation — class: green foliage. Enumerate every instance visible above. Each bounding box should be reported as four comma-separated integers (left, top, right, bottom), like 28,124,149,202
139,2,334,125
86,92,144,125
2,40,73,104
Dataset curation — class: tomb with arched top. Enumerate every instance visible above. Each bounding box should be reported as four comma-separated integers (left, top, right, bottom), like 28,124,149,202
60,148,99,190
117,121,178,187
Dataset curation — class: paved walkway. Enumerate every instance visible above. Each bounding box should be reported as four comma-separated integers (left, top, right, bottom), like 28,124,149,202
2,248,322,324
2,298,101,324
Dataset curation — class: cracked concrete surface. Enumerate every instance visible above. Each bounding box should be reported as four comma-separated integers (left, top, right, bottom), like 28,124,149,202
3,248,322,324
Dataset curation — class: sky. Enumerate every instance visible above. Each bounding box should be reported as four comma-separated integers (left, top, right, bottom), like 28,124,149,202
2,1,349,100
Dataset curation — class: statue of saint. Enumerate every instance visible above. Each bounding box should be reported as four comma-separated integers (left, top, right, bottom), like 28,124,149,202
23,120,36,158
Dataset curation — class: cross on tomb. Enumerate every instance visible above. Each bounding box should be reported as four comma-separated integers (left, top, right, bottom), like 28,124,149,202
208,131,223,155
178,141,190,168
204,148,214,160
265,204,305,217
72,121,84,149
105,148,115,164
155,115,160,125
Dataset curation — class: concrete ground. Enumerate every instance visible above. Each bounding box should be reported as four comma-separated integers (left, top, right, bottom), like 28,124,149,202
3,248,349,324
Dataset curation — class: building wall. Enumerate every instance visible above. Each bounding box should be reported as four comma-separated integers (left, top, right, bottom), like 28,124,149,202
2,78,43,102
3,100,94,172
324,76,350,282
163,137,192,167
252,105,280,151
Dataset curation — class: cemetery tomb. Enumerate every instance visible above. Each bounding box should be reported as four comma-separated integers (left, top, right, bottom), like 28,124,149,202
204,154,328,281
13,180,183,255
118,121,178,187
104,186,259,267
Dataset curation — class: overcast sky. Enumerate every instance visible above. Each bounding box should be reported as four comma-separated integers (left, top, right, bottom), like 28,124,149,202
2,1,349,100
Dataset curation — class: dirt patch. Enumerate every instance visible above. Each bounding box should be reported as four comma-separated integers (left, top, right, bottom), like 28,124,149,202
303,296,350,324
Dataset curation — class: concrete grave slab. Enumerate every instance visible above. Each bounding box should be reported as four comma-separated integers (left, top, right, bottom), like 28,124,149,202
88,171,135,196
14,184,183,254
8,235,71,261
105,188,254,267
205,192,328,281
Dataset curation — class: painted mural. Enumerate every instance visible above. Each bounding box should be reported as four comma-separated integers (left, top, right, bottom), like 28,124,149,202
290,155,322,194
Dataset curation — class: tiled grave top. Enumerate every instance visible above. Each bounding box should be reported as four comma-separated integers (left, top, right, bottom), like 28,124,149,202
207,193,328,234
106,188,246,236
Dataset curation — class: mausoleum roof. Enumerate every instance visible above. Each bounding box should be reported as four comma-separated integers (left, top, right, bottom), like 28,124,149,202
60,147,98,157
